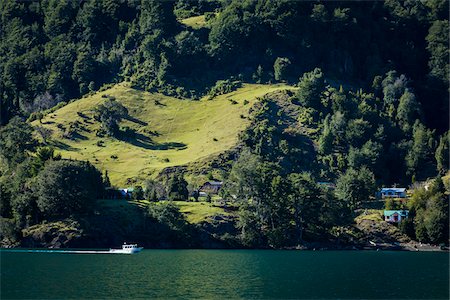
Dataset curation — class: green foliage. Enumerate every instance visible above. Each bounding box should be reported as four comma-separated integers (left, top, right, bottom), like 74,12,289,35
273,57,291,81
208,79,242,99
0,117,37,167
205,194,212,203
252,65,264,83
35,160,103,218
407,178,449,244
397,89,420,132
335,167,376,210
296,68,325,109
406,121,436,180
94,98,128,137
225,149,348,247
347,140,383,170
318,115,333,154
144,179,166,201
147,202,186,231
167,173,189,201
132,186,144,200
426,20,449,84
435,132,449,174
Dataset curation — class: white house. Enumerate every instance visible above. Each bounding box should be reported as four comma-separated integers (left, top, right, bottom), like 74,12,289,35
379,188,407,198
384,210,409,223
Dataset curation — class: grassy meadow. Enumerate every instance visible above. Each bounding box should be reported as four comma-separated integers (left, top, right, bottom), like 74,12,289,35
180,14,208,29
35,83,293,186
97,199,235,224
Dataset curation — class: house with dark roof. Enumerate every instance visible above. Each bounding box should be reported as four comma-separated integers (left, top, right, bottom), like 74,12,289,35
199,181,223,194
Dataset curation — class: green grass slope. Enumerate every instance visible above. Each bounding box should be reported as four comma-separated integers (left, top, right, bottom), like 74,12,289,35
180,14,208,29
35,83,292,186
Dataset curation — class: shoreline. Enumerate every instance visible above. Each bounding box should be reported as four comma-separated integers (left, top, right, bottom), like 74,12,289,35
2,243,447,252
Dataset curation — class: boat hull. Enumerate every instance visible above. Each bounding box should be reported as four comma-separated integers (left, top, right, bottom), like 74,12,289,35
108,247,143,254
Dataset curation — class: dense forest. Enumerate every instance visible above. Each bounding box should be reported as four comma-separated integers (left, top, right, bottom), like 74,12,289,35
0,0,448,249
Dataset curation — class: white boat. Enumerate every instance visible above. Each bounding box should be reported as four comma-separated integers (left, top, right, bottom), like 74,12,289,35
109,244,143,254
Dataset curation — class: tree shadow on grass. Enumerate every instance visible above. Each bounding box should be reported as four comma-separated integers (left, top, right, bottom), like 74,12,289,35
123,115,148,126
118,130,186,151
51,140,78,151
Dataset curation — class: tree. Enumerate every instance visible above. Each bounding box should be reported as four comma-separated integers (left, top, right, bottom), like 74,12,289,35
103,170,111,188
94,98,128,137
287,173,321,243
144,179,166,201
382,70,408,106
205,194,212,203
42,0,78,38
426,20,449,84
252,65,264,83
335,167,376,210
72,45,97,94
34,125,53,144
408,179,449,244
318,117,333,155
132,186,144,200
406,121,436,180
347,140,383,170
397,89,420,132
0,117,37,167
435,132,449,174
273,57,291,81
35,160,103,218
147,202,186,231
296,68,325,109
345,119,371,148
192,190,199,202
167,173,189,201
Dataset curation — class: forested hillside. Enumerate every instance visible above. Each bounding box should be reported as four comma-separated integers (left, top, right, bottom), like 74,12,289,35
0,0,448,249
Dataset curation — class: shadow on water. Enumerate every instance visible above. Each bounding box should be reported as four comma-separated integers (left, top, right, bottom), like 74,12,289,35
118,131,186,151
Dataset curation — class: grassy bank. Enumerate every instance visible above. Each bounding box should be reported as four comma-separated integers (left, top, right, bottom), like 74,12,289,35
34,83,293,186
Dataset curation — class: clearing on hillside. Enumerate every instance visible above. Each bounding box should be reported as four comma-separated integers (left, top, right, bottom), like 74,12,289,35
180,14,209,29
35,83,293,186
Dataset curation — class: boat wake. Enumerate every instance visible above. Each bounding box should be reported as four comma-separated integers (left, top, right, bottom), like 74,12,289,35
2,244,143,255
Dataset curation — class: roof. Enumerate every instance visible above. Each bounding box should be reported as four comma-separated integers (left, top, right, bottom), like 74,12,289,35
380,188,406,193
384,210,409,216
203,181,223,186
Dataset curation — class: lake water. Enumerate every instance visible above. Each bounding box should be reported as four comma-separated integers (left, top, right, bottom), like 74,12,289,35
1,250,448,299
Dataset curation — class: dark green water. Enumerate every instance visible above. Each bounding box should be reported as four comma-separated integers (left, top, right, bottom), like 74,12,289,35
1,250,448,299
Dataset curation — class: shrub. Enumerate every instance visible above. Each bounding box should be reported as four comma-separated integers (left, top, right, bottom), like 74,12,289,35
132,186,144,200
208,79,242,99
35,160,103,218
148,202,186,231
167,173,189,201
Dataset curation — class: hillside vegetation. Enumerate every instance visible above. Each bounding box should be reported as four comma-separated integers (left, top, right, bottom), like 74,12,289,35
1,0,448,250
34,83,292,185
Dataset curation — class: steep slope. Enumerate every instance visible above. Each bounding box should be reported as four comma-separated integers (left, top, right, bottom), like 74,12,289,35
34,83,292,185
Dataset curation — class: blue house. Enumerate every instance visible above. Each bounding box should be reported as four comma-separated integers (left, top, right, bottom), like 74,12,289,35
379,188,407,198
384,210,409,223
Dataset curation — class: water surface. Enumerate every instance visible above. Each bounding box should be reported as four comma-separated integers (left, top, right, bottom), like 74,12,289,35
1,250,448,299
